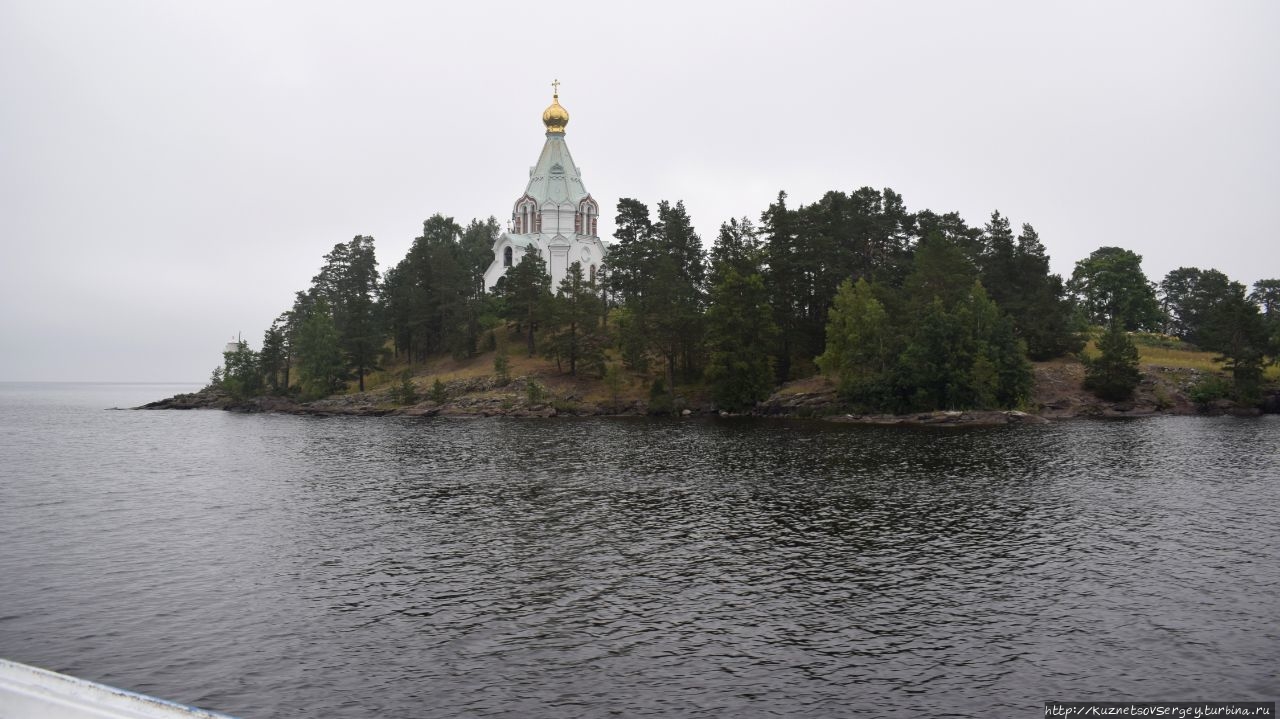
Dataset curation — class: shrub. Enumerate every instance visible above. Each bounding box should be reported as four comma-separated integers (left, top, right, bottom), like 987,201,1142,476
391,370,418,405
430,378,448,404
525,379,546,405
647,377,673,415
493,350,511,386
1152,384,1173,410
603,363,625,411
1189,375,1231,405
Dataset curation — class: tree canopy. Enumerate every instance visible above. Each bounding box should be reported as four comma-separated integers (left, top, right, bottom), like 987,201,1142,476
216,183,1276,412
1068,247,1163,330
704,221,776,411
1084,321,1141,401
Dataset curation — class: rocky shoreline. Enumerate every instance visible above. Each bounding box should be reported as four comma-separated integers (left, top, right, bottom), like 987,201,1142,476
137,362,1276,425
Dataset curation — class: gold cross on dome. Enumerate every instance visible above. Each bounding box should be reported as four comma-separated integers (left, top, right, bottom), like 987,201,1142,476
551,78,561,96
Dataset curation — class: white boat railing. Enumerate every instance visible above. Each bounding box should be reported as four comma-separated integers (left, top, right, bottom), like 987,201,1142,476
0,658,237,719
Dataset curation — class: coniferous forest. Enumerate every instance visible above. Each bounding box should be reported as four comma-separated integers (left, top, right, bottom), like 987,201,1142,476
216,186,1280,413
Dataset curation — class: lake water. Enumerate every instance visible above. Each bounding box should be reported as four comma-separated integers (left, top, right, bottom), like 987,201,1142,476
1,382,1277,717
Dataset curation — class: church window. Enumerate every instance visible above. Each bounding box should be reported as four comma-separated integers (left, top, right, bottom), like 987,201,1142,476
503,246,513,267
578,197,599,237
513,196,540,235
589,264,597,283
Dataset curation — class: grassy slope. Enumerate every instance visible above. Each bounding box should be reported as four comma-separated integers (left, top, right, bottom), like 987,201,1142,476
350,342,677,408
1089,333,1279,380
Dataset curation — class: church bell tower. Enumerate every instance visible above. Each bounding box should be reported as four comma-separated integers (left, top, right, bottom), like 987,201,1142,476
483,81,605,292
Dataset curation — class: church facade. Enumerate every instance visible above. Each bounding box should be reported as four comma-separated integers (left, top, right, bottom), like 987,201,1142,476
483,85,606,292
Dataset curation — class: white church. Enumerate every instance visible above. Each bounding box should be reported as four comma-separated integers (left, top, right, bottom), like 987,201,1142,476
483,82,606,292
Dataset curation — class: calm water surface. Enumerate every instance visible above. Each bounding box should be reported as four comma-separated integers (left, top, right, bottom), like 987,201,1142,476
1,382,1277,717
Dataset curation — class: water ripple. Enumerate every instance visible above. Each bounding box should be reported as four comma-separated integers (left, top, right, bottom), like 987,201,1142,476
1,386,1278,717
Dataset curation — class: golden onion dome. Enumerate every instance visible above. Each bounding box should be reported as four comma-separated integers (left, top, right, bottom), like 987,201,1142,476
542,92,569,134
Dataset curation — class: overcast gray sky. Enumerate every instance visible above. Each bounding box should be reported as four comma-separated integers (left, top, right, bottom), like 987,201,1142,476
2,0,1276,382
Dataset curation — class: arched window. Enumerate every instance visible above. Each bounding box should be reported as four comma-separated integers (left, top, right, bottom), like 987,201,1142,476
512,195,537,235
589,264,597,283
578,196,599,237
503,246,513,267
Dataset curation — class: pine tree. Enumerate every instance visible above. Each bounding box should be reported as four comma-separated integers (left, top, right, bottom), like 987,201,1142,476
1011,224,1082,359
457,217,502,354
460,217,501,295
978,213,1081,360
1160,267,1248,349
708,217,763,286
914,209,983,263
761,191,802,381
651,200,707,385
605,198,656,302
546,262,606,376
704,269,777,410
1205,290,1268,403
1251,279,1280,358
334,236,383,390
905,234,979,310
1251,279,1280,319
295,298,346,400
1084,321,1141,401
605,198,707,392
495,246,551,356
381,215,471,362
759,187,916,381
978,211,1017,300
259,315,290,394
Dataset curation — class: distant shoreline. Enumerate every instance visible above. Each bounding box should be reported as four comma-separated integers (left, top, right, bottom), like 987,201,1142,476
1,380,203,386
137,359,1276,424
